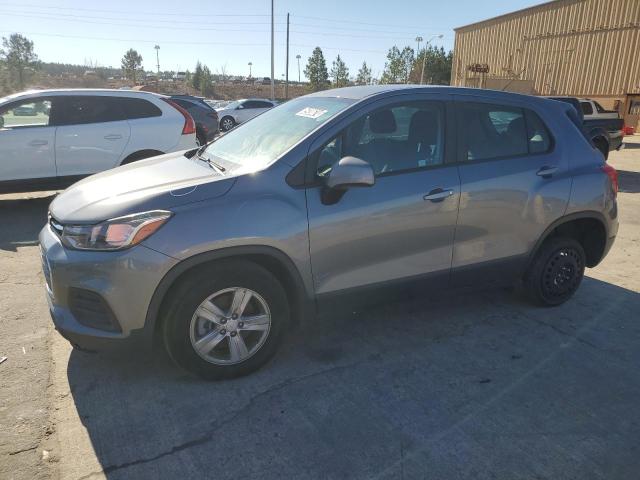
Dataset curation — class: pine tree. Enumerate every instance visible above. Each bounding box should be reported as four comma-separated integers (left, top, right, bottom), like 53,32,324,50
380,46,414,84
355,61,372,85
121,48,143,83
1,33,39,89
330,55,349,87
304,47,329,91
192,61,203,90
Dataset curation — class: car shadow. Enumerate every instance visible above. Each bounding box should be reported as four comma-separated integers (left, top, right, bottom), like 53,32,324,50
0,194,55,252
617,169,640,193
66,277,640,479
622,141,640,150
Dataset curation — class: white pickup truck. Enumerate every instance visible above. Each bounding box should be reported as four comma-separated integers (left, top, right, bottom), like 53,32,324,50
579,99,620,120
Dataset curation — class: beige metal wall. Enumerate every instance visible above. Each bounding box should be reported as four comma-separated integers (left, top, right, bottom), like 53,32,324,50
451,0,640,98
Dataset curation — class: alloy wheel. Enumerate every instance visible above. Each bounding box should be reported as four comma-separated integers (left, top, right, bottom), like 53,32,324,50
189,287,271,365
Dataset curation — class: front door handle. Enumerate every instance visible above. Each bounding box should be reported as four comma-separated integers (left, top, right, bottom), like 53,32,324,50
104,134,122,140
28,139,48,147
423,188,454,202
536,166,558,178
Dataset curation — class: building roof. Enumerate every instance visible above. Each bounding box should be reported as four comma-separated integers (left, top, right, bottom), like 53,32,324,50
454,0,566,32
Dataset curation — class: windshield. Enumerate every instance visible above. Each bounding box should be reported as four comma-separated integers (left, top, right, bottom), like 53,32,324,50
201,96,354,172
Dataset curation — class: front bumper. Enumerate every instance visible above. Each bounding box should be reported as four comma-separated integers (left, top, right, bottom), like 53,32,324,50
39,224,178,350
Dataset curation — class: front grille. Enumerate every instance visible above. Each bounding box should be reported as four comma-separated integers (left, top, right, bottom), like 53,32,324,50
48,214,63,237
68,288,121,333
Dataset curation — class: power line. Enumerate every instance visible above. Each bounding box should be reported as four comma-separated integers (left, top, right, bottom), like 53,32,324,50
0,30,391,54
0,2,276,17
0,9,447,37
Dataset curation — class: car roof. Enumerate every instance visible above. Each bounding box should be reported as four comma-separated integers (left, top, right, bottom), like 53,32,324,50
307,84,550,104
1,89,167,102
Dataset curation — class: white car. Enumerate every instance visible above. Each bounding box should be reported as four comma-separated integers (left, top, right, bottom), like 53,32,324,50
0,89,197,193
579,98,620,120
216,98,276,132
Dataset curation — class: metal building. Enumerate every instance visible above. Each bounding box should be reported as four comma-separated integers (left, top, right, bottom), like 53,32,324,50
451,0,640,128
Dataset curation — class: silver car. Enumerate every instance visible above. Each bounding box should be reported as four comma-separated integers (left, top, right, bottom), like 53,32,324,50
40,85,618,379
216,98,276,132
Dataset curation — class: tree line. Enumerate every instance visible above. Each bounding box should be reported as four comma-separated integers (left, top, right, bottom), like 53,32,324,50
304,45,452,91
1,33,453,96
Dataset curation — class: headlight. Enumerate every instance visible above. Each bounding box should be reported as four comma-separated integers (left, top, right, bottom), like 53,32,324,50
60,210,172,251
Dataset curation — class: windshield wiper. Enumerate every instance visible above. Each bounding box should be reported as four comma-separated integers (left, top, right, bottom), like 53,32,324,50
196,151,226,173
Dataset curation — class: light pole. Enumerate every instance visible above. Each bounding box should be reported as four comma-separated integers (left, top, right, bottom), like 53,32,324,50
248,62,252,79
154,45,160,90
296,54,301,83
420,34,443,85
270,0,275,100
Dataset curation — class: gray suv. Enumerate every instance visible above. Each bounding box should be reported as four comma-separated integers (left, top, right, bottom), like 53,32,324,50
40,85,619,379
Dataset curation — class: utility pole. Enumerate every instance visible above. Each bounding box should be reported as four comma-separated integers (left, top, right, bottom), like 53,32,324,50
296,54,301,82
270,0,275,100
420,34,443,84
154,45,160,91
285,12,290,99
248,61,252,79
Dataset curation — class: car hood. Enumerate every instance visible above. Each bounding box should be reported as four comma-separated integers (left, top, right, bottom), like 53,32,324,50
49,150,236,223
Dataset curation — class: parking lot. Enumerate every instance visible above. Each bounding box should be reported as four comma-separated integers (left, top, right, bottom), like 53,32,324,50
0,138,638,480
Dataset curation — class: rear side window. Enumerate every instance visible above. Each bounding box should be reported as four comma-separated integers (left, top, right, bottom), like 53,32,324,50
525,110,551,154
594,101,606,113
457,102,551,161
55,96,125,126
118,97,162,119
457,103,527,161
172,99,196,110
581,102,593,115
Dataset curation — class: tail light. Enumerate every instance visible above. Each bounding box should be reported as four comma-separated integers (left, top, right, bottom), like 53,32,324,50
162,98,196,135
601,163,618,196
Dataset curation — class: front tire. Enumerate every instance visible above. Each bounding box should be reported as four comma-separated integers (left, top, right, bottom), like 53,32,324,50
220,116,235,132
524,237,586,306
162,260,289,380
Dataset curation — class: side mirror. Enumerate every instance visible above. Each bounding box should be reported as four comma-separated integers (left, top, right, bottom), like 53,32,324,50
322,156,374,205
326,156,375,190
236,105,244,110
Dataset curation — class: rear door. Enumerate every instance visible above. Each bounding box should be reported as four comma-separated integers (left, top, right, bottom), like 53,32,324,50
0,97,57,185
54,95,131,177
306,94,460,298
451,96,571,286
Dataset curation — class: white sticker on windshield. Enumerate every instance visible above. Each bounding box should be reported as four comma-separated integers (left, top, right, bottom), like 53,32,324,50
296,107,327,119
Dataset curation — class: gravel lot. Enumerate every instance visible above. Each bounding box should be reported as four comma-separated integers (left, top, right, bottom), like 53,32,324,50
1,138,639,480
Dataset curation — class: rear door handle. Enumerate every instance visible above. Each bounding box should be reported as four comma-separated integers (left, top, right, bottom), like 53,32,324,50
536,166,558,178
423,188,454,202
104,134,122,140
28,140,48,147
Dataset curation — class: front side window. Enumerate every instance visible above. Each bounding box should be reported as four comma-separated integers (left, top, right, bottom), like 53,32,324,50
0,99,51,128
316,101,445,178
581,102,594,115
201,96,353,173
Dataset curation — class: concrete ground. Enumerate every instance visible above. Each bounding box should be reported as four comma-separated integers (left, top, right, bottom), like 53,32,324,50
1,138,639,480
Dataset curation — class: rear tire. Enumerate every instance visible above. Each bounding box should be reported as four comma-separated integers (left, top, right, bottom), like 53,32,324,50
524,237,586,306
162,260,289,380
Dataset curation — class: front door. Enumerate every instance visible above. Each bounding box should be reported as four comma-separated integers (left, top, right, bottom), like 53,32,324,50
54,95,131,178
306,96,460,298
0,97,57,187
624,95,640,131
451,96,571,286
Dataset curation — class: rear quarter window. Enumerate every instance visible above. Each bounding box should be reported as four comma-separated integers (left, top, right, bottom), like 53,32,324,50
119,97,162,119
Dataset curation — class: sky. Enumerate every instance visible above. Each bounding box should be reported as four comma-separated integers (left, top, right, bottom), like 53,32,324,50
0,0,542,80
